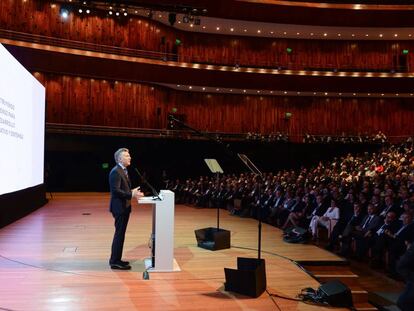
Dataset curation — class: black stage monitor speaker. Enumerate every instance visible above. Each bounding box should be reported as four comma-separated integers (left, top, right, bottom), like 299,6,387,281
318,280,353,308
194,227,230,250
224,257,266,298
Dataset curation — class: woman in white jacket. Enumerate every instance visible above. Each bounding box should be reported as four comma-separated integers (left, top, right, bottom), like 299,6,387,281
309,199,340,239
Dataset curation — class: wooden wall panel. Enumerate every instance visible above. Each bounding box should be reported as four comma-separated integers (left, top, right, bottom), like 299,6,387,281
1,1,413,71
38,73,414,139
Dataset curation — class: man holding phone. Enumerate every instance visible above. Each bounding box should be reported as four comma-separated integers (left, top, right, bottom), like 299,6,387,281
109,148,144,270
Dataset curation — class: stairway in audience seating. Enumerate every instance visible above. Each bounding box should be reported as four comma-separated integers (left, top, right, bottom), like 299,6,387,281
298,260,378,311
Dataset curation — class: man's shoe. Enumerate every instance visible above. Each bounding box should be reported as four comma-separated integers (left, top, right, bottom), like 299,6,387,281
120,260,130,266
110,263,131,270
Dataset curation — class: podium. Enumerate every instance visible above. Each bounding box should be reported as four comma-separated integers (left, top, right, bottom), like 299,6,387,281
138,190,179,272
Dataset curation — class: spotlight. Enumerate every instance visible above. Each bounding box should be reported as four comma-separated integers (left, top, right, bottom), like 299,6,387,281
116,11,120,16
78,8,83,13
108,10,113,15
59,6,70,19
124,11,128,16
168,12,176,26
86,9,90,14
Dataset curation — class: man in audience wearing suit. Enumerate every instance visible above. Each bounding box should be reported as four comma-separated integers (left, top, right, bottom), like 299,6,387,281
353,204,383,259
397,234,414,311
109,148,143,270
387,212,414,277
371,211,401,268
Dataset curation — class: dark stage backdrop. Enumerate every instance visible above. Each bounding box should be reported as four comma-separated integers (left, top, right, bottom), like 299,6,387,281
45,133,381,192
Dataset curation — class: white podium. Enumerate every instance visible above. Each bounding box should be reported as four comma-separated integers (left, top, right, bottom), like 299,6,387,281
138,190,179,272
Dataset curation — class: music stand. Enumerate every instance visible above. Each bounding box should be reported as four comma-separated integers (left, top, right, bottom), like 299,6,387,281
194,159,231,251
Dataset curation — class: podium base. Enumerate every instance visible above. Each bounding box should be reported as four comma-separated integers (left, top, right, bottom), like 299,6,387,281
194,227,231,251
224,257,266,298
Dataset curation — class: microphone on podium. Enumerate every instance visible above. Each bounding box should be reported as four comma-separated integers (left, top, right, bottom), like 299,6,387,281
133,167,161,200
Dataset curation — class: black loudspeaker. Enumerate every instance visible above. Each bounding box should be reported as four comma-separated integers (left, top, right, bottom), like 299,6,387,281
318,280,353,308
194,227,230,250
224,257,266,298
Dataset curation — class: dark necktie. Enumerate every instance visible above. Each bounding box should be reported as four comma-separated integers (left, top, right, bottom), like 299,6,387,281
363,216,372,229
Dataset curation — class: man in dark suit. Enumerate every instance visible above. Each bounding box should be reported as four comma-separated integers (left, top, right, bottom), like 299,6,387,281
397,235,414,311
109,148,143,270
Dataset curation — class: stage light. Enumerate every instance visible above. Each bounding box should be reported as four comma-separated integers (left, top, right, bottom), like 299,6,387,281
78,8,83,14
60,7,70,19
124,12,128,16
86,9,90,14
109,10,113,15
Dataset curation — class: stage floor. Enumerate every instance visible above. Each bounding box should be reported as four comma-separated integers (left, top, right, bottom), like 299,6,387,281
0,193,348,311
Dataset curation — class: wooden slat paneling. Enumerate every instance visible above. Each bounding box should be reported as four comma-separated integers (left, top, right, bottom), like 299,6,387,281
38,73,414,138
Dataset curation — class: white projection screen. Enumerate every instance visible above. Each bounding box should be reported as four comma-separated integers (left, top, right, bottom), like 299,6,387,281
0,44,45,195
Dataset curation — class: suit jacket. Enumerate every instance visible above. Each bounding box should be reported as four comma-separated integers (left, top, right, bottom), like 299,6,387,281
360,214,383,234
109,164,132,215
395,222,414,244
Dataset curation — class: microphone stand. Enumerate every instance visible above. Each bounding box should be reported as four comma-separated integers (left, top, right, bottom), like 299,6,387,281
168,115,267,297
169,115,265,259
133,167,162,201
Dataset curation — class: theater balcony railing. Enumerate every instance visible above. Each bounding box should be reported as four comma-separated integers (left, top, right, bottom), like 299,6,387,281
46,123,411,144
0,29,409,74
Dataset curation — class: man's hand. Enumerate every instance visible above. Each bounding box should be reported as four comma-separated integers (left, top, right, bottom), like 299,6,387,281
132,187,144,198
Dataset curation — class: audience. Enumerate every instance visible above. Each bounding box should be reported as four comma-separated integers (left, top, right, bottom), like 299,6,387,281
166,139,414,280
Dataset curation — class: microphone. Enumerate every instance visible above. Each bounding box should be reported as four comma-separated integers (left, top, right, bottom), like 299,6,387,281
133,167,162,200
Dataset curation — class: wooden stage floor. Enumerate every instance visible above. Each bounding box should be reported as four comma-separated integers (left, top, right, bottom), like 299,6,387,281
0,193,348,311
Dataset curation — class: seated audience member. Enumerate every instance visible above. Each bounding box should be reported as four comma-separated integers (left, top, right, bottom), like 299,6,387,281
370,211,399,267
309,199,340,239
396,235,414,311
353,204,383,259
387,213,414,277
282,193,315,230
326,202,365,251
